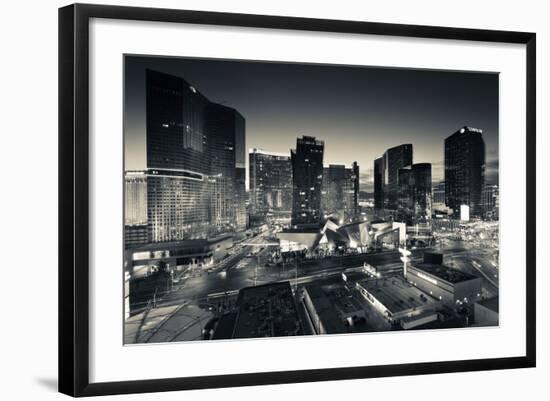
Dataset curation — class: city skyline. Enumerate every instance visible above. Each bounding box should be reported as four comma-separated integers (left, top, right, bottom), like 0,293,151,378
124,57,500,343
124,56,499,192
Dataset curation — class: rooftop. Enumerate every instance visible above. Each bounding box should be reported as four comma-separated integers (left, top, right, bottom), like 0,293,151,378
281,227,321,234
129,234,233,252
357,276,437,315
232,282,302,339
249,148,290,158
321,284,365,316
341,271,370,283
298,135,324,146
304,284,358,334
412,263,479,284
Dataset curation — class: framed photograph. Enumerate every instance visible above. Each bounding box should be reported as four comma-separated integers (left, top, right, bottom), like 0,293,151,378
59,3,536,397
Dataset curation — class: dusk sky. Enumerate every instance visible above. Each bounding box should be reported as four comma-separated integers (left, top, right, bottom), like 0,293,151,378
125,55,499,192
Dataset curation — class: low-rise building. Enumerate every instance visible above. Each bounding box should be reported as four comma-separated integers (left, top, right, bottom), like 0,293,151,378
125,235,234,278
303,283,366,334
355,276,438,325
406,262,482,306
214,281,303,339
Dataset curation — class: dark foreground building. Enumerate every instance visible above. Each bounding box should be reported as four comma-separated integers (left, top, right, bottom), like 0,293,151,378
444,126,485,217
291,136,325,227
212,282,303,339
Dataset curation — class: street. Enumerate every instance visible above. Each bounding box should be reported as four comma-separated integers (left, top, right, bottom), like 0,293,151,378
126,233,499,342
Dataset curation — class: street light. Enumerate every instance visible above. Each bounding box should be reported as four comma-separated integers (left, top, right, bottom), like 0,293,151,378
399,246,412,277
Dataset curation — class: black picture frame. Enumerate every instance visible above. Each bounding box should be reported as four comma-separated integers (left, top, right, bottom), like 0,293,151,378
59,3,536,397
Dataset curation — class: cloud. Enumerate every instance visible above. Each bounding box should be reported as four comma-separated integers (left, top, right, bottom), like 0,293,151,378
359,171,373,186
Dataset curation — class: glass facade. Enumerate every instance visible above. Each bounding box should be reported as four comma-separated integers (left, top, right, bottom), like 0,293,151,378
374,157,385,210
291,136,325,227
397,163,432,225
321,163,360,222
249,149,293,216
124,171,147,226
432,181,446,204
146,69,210,171
147,170,211,242
144,69,246,242
204,103,246,232
124,224,148,249
351,161,360,217
444,126,485,217
383,144,413,210
234,167,247,230
481,184,499,219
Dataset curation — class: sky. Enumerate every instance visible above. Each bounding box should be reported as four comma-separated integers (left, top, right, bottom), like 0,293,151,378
125,55,499,192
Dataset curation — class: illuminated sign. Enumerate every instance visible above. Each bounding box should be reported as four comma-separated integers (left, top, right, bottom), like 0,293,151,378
417,272,438,285
460,127,483,134
460,204,470,221
466,126,483,133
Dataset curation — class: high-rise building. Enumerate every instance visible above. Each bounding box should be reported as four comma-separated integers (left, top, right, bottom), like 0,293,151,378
249,149,293,218
125,171,147,226
374,157,385,210
374,144,413,211
397,163,432,225
291,136,325,227
432,181,446,205
351,161,360,216
233,114,247,231
431,181,452,215
235,167,248,230
146,69,210,171
384,144,413,210
321,163,360,222
146,169,212,242
321,164,345,220
124,224,148,249
481,184,499,219
204,102,246,232
124,171,148,249
145,69,211,242
144,69,246,242
444,126,485,217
